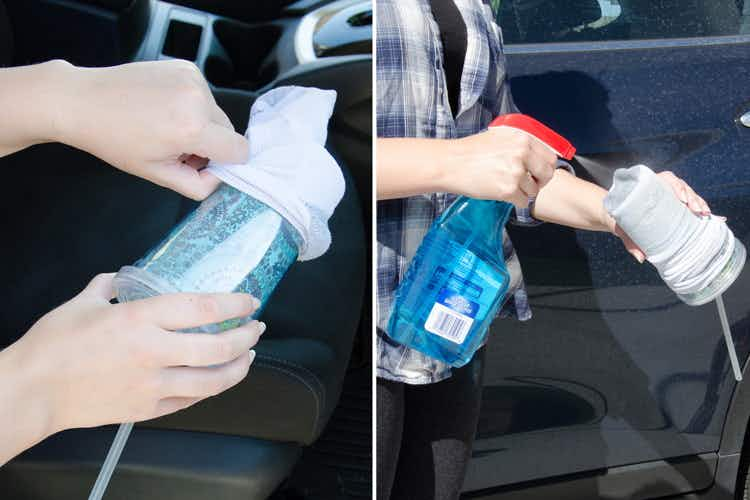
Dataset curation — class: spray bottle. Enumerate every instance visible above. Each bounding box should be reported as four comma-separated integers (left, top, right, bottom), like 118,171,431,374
387,114,576,367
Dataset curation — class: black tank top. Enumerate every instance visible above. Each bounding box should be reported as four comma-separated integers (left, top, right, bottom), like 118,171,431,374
428,0,468,118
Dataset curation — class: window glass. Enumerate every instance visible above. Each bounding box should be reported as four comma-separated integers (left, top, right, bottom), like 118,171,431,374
495,0,749,44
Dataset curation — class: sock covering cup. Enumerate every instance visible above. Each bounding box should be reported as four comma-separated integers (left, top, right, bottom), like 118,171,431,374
603,165,745,305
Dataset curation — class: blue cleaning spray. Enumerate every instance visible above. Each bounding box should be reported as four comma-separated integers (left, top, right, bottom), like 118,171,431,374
387,114,576,367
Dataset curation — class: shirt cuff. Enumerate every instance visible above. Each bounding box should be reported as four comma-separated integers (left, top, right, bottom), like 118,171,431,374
509,159,575,227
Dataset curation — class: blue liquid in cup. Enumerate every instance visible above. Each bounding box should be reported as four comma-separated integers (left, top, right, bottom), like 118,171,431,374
387,197,513,367
113,184,301,332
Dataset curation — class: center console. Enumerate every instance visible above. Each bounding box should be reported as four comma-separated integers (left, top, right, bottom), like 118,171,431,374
135,0,371,90
135,0,372,198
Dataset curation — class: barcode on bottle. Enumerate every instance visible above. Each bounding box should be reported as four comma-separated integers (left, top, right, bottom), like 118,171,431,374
424,303,473,344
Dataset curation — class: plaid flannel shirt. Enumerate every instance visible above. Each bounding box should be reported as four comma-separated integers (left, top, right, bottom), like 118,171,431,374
376,0,554,384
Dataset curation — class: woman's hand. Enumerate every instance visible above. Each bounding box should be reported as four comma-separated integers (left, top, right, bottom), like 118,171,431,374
376,128,558,203
616,171,714,263
0,273,264,465
442,127,558,206
54,60,248,200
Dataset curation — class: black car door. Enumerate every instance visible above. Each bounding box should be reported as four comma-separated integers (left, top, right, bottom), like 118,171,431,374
464,0,750,497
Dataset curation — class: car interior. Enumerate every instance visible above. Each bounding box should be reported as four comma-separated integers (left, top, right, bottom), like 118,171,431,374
0,0,372,499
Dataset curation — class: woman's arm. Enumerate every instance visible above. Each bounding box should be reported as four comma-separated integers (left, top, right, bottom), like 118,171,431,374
376,138,452,199
532,168,711,261
531,169,614,232
377,128,558,205
0,59,248,200
0,274,263,465
0,60,66,157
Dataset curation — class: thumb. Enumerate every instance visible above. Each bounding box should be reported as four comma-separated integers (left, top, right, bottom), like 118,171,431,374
162,162,222,201
614,224,646,264
628,247,646,264
194,122,249,165
621,237,646,263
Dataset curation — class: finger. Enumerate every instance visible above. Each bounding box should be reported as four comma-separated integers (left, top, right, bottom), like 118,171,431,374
617,227,646,263
679,189,689,204
629,248,646,263
700,199,711,214
151,396,202,420
160,350,255,398
179,153,210,170
659,173,688,203
519,171,540,199
158,161,222,200
194,122,249,165
688,193,711,215
686,194,700,212
156,320,266,367
525,139,557,187
664,175,711,214
79,273,116,302
123,292,259,330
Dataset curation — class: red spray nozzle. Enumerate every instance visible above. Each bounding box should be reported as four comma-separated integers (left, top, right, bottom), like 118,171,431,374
489,114,576,160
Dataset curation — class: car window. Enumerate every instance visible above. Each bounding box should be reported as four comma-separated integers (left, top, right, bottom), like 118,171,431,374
495,0,750,44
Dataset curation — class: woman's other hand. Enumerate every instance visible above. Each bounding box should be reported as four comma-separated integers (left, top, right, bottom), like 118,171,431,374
616,171,714,263
0,273,264,465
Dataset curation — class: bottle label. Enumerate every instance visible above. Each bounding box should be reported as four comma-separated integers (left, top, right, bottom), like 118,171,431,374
424,287,479,344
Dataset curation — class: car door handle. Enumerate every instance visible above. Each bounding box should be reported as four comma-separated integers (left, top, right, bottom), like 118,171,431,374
740,111,750,128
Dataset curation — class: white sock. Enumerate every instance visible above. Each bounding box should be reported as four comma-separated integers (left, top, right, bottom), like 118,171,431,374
604,165,736,297
208,86,345,261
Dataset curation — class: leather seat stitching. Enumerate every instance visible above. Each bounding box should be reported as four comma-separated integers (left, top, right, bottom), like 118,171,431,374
254,358,322,438
257,353,327,404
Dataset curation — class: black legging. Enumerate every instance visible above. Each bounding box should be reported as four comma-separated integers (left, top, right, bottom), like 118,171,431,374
376,348,485,500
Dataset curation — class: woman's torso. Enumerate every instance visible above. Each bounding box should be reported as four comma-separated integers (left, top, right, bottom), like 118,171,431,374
375,0,534,384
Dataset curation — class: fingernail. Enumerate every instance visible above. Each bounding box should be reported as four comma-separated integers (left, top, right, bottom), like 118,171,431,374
250,296,261,309
258,322,266,335
248,350,257,365
637,255,645,264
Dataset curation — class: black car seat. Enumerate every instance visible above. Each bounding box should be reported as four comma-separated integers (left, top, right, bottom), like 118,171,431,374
0,0,13,66
0,90,366,498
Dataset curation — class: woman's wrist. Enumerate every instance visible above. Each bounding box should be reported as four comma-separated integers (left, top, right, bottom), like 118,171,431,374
432,138,464,194
42,60,86,147
0,60,77,156
0,341,57,464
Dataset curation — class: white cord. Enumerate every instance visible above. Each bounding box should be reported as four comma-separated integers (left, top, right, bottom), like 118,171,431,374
87,422,134,500
717,295,743,382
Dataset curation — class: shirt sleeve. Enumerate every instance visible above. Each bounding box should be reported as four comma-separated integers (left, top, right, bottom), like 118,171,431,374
509,159,576,227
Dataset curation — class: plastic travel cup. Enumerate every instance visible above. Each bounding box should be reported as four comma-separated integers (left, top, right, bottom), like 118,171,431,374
113,183,302,332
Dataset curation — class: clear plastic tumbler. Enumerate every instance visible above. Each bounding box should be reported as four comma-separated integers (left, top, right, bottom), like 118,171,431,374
113,183,302,332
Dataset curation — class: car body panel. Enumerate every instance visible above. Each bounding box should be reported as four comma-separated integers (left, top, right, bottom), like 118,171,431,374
464,34,750,495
